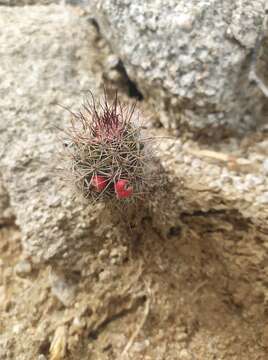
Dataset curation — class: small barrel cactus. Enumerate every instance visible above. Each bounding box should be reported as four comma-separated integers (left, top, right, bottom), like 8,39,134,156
60,90,157,203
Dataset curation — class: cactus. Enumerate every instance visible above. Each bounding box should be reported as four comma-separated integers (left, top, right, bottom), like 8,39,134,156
60,90,157,204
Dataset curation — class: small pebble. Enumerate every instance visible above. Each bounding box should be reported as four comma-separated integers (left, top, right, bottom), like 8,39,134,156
191,158,202,169
132,339,150,353
105,54,120,69
110,248,121,258
12,323,25,334
69,316,86,335
176,332,188,342
99,269,112,282
183,155,193,165
47,195,61,208
220,175,233,185
49,271,76,307
256,192,268,205
98,249,109,259
175,153,184,163
179,349,192,360
110,246,127,265
37,356,47,360
72,316,85,329
262,159,268,175
245,174,265,187
106,69,121,82
0,286,6,304
233,177,248,192
14,260,32,277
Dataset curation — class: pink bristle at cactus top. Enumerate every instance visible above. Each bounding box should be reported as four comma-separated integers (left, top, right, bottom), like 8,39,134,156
91,92,126,142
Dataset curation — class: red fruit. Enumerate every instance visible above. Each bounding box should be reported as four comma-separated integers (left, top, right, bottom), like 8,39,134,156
114,179,133,199
91,175,108,192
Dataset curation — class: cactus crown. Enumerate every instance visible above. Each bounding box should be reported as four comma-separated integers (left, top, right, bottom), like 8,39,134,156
60,90,154,203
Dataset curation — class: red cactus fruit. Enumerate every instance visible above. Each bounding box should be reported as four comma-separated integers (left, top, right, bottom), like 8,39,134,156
91,175,108,192
114,179,133,199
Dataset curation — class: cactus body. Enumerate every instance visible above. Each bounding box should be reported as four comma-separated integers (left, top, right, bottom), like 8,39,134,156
60,90,156,203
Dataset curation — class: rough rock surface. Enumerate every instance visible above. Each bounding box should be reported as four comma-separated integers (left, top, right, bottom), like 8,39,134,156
89,0,266,132
0,5,105,263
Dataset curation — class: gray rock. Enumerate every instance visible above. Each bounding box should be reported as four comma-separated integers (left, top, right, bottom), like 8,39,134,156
0,5,103,264
257,192,268,204
89,0,266,132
